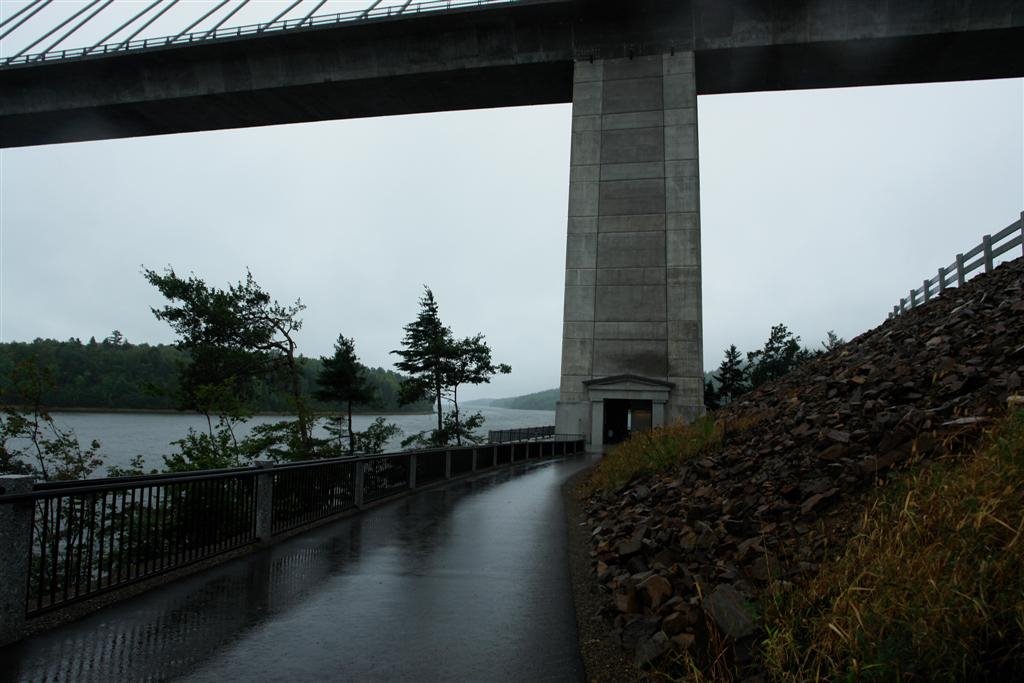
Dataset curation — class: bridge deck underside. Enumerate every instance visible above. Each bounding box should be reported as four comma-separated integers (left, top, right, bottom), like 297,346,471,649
2,0,1023,148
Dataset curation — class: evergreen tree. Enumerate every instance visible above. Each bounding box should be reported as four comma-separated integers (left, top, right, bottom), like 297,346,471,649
392,287,452,442
746,324,810,389
821,330,845,354
316,335,376,456
392,287,511,447
103,330,127,347
715,344,748,404
704,379,721,411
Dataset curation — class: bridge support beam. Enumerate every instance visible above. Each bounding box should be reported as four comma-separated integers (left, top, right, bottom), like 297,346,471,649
556,52,704,451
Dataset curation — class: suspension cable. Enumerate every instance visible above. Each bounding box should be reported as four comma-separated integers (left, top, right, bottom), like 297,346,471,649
85,0,163,54
116,0,181,50
360,1,384,19
0,0,43,30
0,0,53,42
200,0,251,40
298,0,330,26
172,0,230,41
31,0,115,61
261,0,304,31
5,0,101,61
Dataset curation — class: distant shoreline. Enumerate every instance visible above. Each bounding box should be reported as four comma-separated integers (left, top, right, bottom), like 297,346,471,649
32,407,437,417
464,404,553,412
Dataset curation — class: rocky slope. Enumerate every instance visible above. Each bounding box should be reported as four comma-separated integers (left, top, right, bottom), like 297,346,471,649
579,256,1024,677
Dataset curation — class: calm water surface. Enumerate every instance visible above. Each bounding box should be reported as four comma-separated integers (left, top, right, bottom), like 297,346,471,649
47,406,555,476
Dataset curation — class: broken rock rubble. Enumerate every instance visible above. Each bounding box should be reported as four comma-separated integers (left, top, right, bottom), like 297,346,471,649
583,257,1024,670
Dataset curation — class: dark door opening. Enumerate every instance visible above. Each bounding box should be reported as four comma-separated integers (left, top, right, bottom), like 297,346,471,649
603,400,629,445
602,399,654,445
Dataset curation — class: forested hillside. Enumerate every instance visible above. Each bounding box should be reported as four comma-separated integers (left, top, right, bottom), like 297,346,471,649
469,388,558,411
0,337,432,413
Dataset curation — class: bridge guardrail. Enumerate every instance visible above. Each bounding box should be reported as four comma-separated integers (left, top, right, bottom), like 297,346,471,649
1,0,536,68
487,425,557,443
0,432,585,644
889,211,1024,319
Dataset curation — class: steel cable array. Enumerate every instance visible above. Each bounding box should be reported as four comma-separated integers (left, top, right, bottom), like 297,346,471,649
0,0,525,67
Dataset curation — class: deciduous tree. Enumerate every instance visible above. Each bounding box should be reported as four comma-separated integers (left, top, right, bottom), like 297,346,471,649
443,334,511,445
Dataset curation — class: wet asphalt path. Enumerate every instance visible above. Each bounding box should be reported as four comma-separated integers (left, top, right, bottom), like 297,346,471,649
1,456,593,682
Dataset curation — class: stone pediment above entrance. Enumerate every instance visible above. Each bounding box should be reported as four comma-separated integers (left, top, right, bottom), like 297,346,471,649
584,374,674,390
583,374,674,399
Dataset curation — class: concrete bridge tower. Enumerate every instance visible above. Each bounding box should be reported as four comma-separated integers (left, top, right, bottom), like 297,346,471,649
555,51,704,450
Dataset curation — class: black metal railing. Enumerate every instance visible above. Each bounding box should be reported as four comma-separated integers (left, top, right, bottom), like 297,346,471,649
487,425,556,443
0,431,585,629
476,447,495,469
363,454,411,503
415,450,447,485
24,469,258,616
272,460,356,535
451,449,474,476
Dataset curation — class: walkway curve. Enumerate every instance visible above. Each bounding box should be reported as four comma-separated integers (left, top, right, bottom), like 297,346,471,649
1,456,594,682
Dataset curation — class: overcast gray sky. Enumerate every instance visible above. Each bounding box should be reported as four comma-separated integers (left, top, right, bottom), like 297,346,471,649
1,3,1022,401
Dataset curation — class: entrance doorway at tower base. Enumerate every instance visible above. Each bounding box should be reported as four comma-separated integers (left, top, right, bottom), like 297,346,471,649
581,375,674,450
602,399,654,445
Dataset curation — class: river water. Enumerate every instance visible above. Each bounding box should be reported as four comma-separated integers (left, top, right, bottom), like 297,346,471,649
41,406,555,476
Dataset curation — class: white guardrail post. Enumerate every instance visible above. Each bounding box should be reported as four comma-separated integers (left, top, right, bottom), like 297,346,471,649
890,212,1023,318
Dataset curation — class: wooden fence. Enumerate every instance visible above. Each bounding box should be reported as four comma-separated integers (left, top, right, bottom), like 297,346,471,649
890,211,1024,318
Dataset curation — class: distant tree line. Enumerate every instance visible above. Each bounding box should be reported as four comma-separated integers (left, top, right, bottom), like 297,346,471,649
704,325,844,410
1,270,510,478
469,388,559,412
0,335,429,415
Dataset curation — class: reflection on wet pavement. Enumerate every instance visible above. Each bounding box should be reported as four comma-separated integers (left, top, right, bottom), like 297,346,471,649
1,457,592,682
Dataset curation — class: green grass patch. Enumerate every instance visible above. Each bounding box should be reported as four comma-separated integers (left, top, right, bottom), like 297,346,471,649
763,410,1024,681
584,417,723,496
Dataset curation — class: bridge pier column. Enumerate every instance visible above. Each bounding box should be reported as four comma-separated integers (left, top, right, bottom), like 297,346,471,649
556,52,704,451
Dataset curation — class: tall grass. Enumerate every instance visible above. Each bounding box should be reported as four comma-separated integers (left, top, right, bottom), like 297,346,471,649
584,417,722,495
763,409,1024,681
